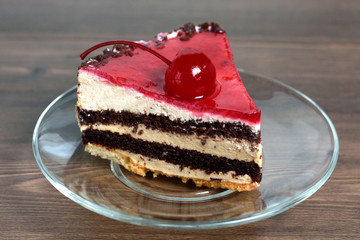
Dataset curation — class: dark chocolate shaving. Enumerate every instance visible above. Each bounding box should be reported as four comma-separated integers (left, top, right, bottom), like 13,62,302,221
154,40,164,48
199,22,210,32
179,35,191,41
183,23,196,34
210,22,225,33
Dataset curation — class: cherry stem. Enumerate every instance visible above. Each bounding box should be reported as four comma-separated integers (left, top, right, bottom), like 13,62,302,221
80,40,172,66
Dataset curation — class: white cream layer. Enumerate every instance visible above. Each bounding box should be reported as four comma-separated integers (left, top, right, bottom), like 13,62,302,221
86,143,254,185
77,70,260,132
81,124,262,166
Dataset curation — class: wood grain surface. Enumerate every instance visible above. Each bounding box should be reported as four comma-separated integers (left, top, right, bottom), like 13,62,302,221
0,0,359,239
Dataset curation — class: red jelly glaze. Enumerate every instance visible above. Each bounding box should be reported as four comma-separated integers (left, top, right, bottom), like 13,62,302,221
165,48,217,100
79,31,261,124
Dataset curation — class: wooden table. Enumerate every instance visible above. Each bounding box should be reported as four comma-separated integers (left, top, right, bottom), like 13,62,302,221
1,1,359,239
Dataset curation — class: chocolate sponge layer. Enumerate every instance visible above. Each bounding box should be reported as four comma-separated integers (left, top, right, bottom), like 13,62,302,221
77,108,261,144
82,128,262,182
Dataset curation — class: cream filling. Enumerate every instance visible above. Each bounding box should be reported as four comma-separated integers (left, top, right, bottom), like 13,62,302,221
77,70,261,132
85,143,253,184
81,124,262,166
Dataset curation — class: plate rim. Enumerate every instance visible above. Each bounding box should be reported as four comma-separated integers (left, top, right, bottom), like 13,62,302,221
32,69,339,229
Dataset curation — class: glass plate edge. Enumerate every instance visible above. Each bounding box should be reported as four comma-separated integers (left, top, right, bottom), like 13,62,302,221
32,70,339,229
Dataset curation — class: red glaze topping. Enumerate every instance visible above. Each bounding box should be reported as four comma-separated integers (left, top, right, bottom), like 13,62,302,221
79,24,261,124
80,42,217,100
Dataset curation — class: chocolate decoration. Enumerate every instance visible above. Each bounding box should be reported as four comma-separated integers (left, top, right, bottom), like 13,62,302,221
79,44,135,69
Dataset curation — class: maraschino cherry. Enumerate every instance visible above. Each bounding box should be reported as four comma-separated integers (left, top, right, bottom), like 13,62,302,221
80,41,217,100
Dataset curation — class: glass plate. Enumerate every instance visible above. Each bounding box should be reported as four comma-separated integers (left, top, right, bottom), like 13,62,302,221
32,70,338,229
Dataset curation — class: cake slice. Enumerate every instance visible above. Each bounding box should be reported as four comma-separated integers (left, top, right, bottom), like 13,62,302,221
76,22,262,191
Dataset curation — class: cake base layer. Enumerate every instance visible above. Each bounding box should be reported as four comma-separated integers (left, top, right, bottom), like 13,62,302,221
82,128,262,182
85,143,260,192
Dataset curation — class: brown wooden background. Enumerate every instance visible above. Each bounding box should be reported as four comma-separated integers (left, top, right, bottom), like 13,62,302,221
1,0,359,239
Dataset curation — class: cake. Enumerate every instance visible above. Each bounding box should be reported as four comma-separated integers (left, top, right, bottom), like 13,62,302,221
76,22,262,192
